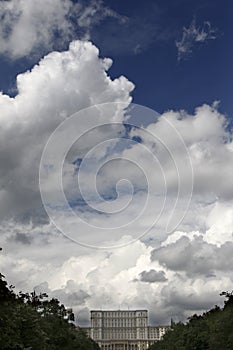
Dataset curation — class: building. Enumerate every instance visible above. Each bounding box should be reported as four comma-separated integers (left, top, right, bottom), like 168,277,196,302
82,310,170,350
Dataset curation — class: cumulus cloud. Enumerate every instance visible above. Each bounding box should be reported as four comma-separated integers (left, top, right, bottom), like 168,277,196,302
126,104,233,200
1,80,233,321
1,217,233,326
0,40,134,222
176,18,217,61
0,25,232,327
151,235,233,277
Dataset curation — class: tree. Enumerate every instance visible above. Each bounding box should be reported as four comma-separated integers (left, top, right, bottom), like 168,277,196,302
0,269,99,350
149,291,233,350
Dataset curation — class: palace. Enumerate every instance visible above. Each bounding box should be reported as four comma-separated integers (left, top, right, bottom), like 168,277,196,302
82,309,170,350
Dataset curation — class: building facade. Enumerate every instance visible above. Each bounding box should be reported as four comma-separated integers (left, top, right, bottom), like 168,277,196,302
83,310,170,350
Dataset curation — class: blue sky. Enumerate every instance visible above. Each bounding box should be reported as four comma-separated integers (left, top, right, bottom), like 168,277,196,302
1,0,233,327
0,0,232,117
100,0,232,116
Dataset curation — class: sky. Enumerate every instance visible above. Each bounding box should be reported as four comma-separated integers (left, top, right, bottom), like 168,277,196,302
0,0,233,327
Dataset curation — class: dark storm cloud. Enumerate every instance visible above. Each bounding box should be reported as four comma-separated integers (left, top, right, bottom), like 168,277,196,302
151,236,233,277
34,280,90,307
160,282,222,313
12,232,32,245
139,269,167,283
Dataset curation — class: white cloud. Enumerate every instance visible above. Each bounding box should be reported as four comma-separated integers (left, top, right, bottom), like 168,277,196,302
205,201,233,245
0,0,73,59
0,31,232,328
0,40,134,222
0,0,172,60
125,104,233,199
176,18,217,61
76,0,127,36
0,0,126,59
1,215,233,326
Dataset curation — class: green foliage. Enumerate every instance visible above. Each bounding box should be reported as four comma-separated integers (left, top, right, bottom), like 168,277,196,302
149,293,233,350
0,273,99,350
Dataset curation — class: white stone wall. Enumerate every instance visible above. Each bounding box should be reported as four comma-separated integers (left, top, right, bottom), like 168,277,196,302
87,310,170,349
